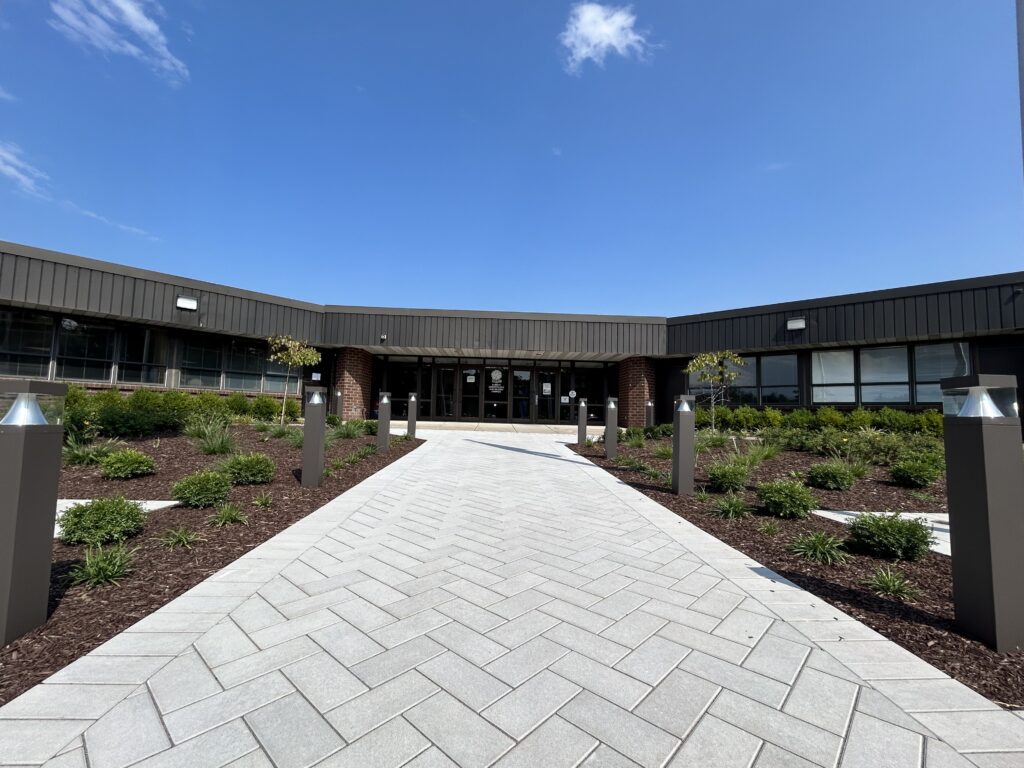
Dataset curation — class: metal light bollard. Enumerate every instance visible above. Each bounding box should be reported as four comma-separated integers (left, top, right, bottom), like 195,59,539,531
577,398,587,446
301,385,327,488
672,395,696,496
377,392,391,453
408,392,417,439
0,379,67,644
605,397,618,460
645,400,655,429
940,374,1024,653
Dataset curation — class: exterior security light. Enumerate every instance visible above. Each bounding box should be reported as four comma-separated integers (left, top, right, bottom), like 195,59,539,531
307,391,325,406
672,394,697,496
408,392,418,438
608,401,616,411
301,386,328,488
377,392,392,453
0,382,66,426
677,398,692,412
786,317,807,331
380,394,390,405
646,401,653,407
380,333,388,343
410,394,417,402
1,393,49,426
176,295,199,311
941,375,1019,419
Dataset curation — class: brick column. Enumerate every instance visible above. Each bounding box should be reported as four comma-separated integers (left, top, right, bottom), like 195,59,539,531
335,347,373,421
618,356,656,428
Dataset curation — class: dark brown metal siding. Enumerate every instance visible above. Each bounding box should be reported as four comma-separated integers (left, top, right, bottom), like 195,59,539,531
667,279,1024,355
0,250,325,344
322,311,665,357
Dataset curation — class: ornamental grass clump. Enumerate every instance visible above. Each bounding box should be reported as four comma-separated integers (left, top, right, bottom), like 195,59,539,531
186,418,235,455
173,470,232,508
59,497,146,546
756,480,816,519
652,443,672,460
70,544,136,588
208,502,249,527
889,458,943,489
157,527,204,549
846,512,934,561
99,448,157,479
865,565,918,601
706,461,749,493
63,435,123,466
805,461,857,491
220,452,276,485
788,532,848,565
709,494,750,520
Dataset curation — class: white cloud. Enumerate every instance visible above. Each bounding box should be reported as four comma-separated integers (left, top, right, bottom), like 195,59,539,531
560,3,650,74
49,0,189,86
0,141,155,238
0,85,15,101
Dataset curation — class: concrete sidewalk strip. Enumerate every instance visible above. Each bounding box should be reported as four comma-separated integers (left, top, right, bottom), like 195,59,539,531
1,429,1020,767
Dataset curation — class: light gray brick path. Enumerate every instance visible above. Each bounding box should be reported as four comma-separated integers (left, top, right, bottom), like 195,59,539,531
2,430,1022,768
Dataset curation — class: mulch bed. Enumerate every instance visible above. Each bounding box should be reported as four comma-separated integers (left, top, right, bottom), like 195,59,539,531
0,425,421,706
571,439,1024,710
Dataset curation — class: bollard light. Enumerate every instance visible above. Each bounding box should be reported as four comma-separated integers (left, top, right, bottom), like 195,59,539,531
672,395,696,496
605,397,618,460
940,374,1024,652
377,392,391,453
645,400,655,430
0,379,67,644
408,392,417,439
301,385,327,488
577,398,587,447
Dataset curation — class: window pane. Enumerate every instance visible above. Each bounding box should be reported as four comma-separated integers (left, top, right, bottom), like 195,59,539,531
761,386,799,404
916,383,943,403
182,338,221,371
915,343,969,382
0,353,50,378
57,320,114,361
226,342,265,374
861,384,910,403
225,372,262,391
811,351,854,385
728,357,756,387
727,387,758,405
813,385,855,403
0,310,54,356
118,364,166,385
860,346,907,383
761,355,797,386
182,370,220,388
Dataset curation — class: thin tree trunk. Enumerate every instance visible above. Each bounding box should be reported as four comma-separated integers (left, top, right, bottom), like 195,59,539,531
279,365,292,425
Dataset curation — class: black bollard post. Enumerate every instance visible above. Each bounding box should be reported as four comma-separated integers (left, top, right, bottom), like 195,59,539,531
672,395,696,496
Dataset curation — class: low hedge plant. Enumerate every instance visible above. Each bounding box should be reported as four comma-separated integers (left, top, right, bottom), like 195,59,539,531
706,462,749,493
173,470,232,508
220,452,276,485
756,480,816,519
99,448,157,479
60,497,146,546
889,458,943,488
846,512,934,561
805,461,856,491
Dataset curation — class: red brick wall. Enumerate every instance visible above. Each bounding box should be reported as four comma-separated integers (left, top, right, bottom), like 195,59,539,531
335,347,373,421
618,356,655,427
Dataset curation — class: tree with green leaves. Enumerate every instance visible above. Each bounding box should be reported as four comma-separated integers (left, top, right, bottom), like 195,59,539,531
685,351,745,432
267,335,322,424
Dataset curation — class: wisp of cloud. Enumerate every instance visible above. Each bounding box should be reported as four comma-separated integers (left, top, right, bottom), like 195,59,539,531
560,2,649,74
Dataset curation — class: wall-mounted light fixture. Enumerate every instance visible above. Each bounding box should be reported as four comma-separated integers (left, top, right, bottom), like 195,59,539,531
176,295,199,311
380,332,388,344
786,317,807,331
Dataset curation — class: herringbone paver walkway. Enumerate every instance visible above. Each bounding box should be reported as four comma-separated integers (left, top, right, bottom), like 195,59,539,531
2,431,1022,768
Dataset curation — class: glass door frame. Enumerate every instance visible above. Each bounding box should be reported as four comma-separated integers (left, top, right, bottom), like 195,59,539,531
534,366,559,424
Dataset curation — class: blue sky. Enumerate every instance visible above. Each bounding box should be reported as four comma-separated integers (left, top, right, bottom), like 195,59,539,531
0,1,1021,316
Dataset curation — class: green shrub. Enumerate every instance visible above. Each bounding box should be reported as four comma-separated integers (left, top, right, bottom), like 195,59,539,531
158,527,204,549
251,395,280,422
738,443,779,467
846,408,874,431
759,407,784,429
706,462,749,493
695,486,710,502
865,565,918,600
652,443,673,460
326,413,341,427
99,448,157,479
916,410,943,436
357,419,378,435
757,480,816,519
159,391,193,429
252,491,273,508
331,421,366,439
625,434,645,449
63,435,123,466
815,406,845,430
788,532,848,565
784,409,816,429
60,497,146,545
190,421,235,455
696,430,729,454
731,406,760,432
70,544,135,587
220,452,276,485
872,407,917,433
225,392,251,416
805,461,856,491
285,429,304,449
710,494,750,519
269,424,290,439
284,398,301,421
846,512,934,561
209,503,248,527
189,392,230,421
173,471,232,508
63,384,94,441
756,520,780,536
890,459,942,488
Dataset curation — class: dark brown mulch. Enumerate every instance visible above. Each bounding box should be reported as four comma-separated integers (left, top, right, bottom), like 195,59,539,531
0,426,421,706
572,440,1024,710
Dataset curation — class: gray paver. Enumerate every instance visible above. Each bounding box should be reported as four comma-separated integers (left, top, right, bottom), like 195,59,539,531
613,635,690,686
633,668,720,741
559,691,679,768
84,689,171,768
482,669,582,739
428,620,508,666
283,651,368,712
316,716,429,768
550,652,651,710
405,691,515,768
0,720,91,766
130,720,259,768
669,714,761,767
679,650,789,708
493,715,598,768
163,671,295,743
325,669,438,743
148,652,222,713
349,635,445,687
245,692,344,768
419,651,511,711
0,683,136,720
485,636,570,686
839,711,923,768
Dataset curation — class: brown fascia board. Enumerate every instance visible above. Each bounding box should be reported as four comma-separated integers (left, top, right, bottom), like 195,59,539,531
667,272,1024,326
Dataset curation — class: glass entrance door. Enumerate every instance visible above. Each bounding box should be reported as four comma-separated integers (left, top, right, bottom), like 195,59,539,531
536,369,557,422
460,367,481,419
436,366,456,419
512,369,532,421
484,367,508,419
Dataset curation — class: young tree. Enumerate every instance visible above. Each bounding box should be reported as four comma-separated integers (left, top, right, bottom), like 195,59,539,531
267,335,322,425
684,351,745,432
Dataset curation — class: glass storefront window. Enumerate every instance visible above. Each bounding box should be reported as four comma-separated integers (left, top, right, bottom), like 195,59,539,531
914,342,969,402
118,328,168,384
0,310,53,378
264,359,299,394
860,346,909,403
225,341,264,391
56,318,115,381
812,350,855,403
760,354,799,404
181,337,222,389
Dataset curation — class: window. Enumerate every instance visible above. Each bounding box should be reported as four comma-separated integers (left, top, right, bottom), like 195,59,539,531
860,346,909,403
264,358,299,394
811,350,855,403
181,337,222,388
56,318,115,381
225,341,264,391
118,328,168,384
726,357,757,405
760,354,799,404
914,342,969,402
0,310,53,378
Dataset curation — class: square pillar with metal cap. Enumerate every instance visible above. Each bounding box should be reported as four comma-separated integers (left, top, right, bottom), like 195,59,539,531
940,374,1024,653
577,398,588,446
407,392,418,439
0,379,67,645
605,397,618,460
672,395,696,496
301,385,327,488
377,391,391,453
645,400,655,429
